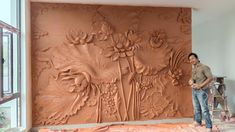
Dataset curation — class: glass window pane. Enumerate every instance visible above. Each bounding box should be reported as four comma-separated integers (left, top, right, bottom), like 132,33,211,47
0,98,19,131
2,30,13,95
1,30,19,95
0,0,19,28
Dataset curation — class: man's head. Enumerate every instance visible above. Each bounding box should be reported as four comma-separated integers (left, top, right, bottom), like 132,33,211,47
188,53,199,65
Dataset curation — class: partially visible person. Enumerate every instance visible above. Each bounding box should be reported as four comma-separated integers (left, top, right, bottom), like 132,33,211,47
188,53,213,132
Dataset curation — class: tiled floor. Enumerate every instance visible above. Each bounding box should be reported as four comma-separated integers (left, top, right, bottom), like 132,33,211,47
213,118,235,132
33,117,235,132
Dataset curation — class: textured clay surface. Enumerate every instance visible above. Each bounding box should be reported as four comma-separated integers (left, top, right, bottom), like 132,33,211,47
31,2,192,126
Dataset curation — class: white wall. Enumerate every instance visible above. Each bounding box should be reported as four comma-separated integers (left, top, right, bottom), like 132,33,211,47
224,11,235,115
21,0,32,131
192,9,235,115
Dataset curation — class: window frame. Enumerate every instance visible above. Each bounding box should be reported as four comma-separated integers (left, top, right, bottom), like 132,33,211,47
0,0,22,128
0,20,20,104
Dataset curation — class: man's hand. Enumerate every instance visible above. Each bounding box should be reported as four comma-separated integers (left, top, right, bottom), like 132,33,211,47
189,79,203,89
192,83,202,89
188,79,193,86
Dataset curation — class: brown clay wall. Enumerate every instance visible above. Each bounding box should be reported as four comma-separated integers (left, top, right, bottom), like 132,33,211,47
31,2,192,126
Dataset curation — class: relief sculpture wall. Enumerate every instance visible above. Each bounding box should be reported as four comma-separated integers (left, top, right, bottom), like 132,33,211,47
31,3,192,126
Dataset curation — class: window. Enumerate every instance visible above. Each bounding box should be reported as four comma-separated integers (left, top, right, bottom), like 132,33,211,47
0,0,21,131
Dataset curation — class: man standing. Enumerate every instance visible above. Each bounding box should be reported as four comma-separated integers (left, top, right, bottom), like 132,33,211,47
188,53,213,132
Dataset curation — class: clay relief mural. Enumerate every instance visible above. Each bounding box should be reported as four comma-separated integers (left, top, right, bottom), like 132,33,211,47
31,3,192,126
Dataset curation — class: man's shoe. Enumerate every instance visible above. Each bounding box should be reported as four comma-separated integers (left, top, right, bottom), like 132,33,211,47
206,128,212,132
189,122,201,127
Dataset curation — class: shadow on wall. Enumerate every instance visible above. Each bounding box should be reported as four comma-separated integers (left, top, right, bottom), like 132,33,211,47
225,79,235,116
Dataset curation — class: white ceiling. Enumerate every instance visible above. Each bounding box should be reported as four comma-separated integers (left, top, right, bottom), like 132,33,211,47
31,0,235,26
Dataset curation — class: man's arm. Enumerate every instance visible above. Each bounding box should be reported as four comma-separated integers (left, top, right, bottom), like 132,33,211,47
198,77,213,88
